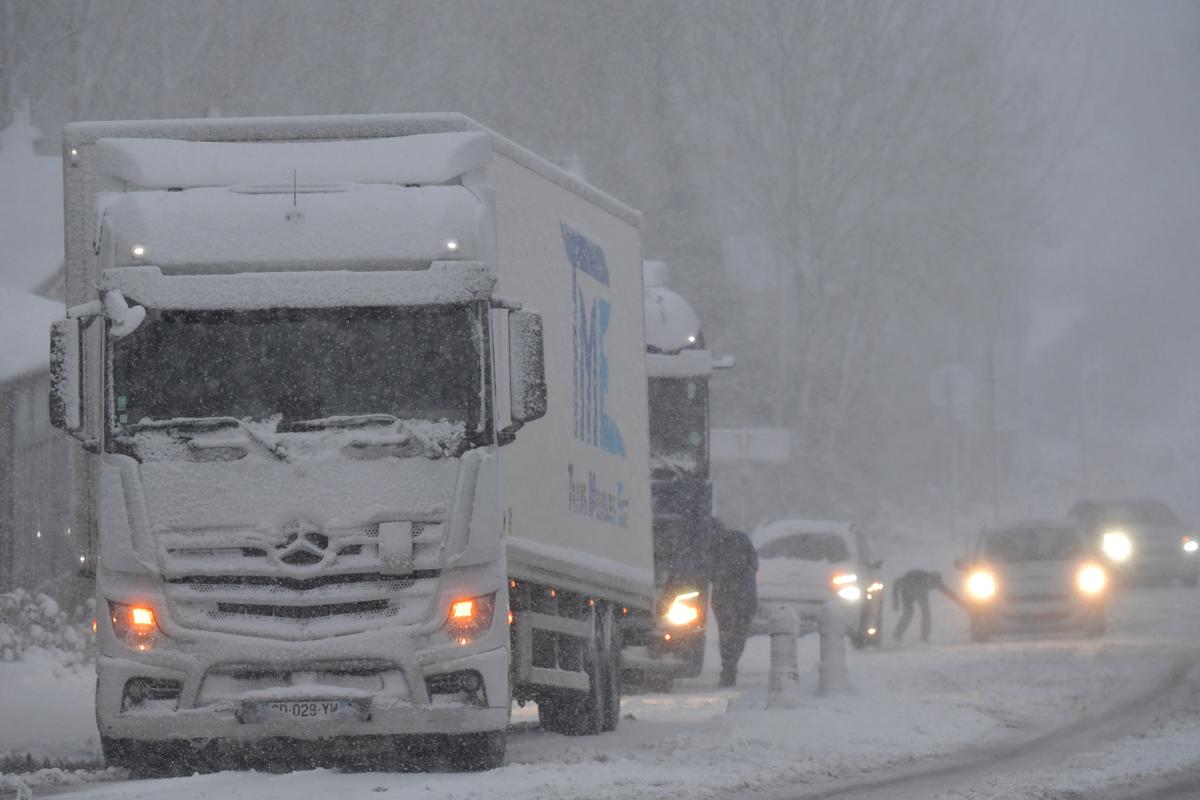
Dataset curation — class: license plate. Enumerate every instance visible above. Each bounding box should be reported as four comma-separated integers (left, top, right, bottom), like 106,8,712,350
259,699,353,721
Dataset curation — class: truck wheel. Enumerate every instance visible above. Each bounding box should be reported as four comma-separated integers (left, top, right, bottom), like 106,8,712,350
103,737,193,778
598,603,621,732
444,731,506,771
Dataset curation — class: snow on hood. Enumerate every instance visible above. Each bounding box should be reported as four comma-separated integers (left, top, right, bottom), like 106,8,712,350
0,286,62,380
752,518,856,549
92,131,492,189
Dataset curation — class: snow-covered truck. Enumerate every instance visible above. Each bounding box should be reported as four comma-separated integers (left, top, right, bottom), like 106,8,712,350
48,113,654,772
620,261,733,689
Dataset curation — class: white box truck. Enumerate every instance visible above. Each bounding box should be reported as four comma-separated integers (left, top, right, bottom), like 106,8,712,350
48,113,655,772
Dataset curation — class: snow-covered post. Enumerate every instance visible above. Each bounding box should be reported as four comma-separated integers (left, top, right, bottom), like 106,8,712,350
767,605,801,708
818,603,848,695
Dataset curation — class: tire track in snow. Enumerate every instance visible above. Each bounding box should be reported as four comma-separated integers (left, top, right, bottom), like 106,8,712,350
774,648,1200,800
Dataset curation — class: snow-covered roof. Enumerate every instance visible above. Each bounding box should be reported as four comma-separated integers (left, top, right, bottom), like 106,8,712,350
93,132,492,188
0,286,61,381
65,113,640,228
644,261,702,354
99,262,495,311
99,184,483,273
752,518,856,548
0,104,64,293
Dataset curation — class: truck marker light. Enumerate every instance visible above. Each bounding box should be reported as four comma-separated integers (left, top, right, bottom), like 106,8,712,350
451,599,475,619
663,633,672,641
549,589,557,598
507,610,514,625
831,573,858,586
1183,537,1198,553
687,335,696,343
445,239,459,252
130,244,146,259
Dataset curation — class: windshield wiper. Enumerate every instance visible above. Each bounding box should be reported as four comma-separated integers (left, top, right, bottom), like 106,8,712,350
121,417,289,461
276,414,400,433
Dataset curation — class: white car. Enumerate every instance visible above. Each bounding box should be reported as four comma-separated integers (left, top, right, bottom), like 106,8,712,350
750,519,884,648
958,521,1108,641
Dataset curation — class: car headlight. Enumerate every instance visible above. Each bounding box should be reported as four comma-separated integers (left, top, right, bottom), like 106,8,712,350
664,590,702,626
1076,563,1107,595
1101,530,1132,562
966,570,997,602
831,573,861,601
1183,537,1198,554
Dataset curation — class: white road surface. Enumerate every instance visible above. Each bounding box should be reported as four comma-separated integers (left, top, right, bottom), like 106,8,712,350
3,582,1197,800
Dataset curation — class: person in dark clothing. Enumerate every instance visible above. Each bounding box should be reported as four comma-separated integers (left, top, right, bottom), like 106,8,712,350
709,518,758,687
892,569,965,642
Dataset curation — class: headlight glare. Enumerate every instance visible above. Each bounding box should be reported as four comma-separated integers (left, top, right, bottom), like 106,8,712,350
1076,563,1107,595
664,590,702,626
1101,530,1132,562
1183,537,1198,554
837,585,862,602
966,570,997,601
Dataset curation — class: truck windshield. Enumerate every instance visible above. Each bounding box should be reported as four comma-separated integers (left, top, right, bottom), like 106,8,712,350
110,304,486,434
648,376,709,480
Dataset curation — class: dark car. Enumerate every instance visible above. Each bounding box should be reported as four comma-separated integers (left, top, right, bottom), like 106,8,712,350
1068,498,1198,587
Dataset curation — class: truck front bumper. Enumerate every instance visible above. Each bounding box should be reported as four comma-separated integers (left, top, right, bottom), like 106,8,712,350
97,642,510,743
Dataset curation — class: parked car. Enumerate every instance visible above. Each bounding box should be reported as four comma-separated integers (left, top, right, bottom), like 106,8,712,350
750,519,883,648
957,521,1108,641
1068,498,1198,587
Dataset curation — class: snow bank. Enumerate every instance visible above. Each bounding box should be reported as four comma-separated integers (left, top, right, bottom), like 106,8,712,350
0,286,62,381
93,132,492,189
0,104,62,293
0,649,100,762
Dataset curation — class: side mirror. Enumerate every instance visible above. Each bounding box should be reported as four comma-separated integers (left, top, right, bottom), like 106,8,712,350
49,318,83,434
509,310,547,426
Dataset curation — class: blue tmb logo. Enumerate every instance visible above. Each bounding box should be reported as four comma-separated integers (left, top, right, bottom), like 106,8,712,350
562,222,625,457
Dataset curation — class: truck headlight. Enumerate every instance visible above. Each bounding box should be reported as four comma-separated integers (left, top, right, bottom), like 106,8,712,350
1076,563,1107,595
108,602,162,652
966,570,997,602
1183,537,1198,554
837,585,862,602
664,590,702,626
1101,530,1132,562
445,593,496,644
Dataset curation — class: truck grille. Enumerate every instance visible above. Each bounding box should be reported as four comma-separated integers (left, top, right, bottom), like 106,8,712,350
159,522,444,639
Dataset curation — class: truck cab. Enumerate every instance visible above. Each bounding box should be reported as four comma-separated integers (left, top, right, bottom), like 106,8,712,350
49,115,653,772
620,261,732,686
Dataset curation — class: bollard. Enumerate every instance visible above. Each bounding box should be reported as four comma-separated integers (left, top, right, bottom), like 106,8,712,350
818,602,848,695
767,605,801,707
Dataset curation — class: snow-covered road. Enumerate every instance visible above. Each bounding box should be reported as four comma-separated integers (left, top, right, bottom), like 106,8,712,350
4,584,1197,800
